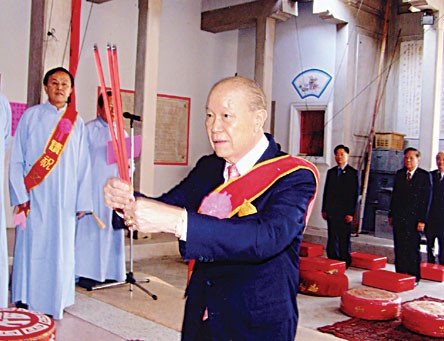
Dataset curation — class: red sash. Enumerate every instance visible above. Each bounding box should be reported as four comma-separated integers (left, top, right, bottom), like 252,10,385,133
24,106,78,192
187,155,320,283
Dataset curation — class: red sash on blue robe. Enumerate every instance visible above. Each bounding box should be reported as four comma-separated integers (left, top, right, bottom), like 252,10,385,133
24,106,77,192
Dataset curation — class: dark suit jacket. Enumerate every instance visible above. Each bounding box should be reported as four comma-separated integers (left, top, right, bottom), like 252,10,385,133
389,167,432,226
156,134,318,340
322,165,359,218
427,170,444,228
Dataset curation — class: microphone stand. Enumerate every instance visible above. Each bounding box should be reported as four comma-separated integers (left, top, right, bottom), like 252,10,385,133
91,115,157,300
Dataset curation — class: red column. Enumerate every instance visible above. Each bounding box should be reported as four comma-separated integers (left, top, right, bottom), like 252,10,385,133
69,0,81,109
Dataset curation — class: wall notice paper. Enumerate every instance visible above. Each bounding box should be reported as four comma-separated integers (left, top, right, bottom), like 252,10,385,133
155,95,190,165
398,40,422,138
10,102,27,136
107,135,142,165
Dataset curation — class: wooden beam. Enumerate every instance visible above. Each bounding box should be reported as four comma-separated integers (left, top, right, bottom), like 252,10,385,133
201,0,283,33
134,0,162,195
27,0,46,107
86,0,113,3
255,16,275,133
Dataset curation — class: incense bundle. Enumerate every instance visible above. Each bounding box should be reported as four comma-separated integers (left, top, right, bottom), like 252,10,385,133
92,44,131,229
93,44,130,183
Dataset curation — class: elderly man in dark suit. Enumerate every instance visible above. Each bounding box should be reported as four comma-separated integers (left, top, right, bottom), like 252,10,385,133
322,144,359,268
426,151,444,265
389,147,432,284
104,76,319,340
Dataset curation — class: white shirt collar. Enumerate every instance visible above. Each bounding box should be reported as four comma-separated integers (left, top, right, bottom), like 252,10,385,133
224,134,269,181
407,167,417,176
45,100,67,114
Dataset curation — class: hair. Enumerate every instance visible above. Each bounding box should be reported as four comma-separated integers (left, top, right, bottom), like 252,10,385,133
209,76,267,112
43,67,74,87
404,147,420,157
98,90,112,108
436,151,444,159
334,144,349,154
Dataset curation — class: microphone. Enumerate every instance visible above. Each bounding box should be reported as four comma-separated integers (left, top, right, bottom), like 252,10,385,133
123,112,142,122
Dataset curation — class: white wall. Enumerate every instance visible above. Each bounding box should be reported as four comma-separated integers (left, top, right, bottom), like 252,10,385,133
272,4,336,153
76,0,139,123
154,0,238,195
0,1,31,228
0,1,30,99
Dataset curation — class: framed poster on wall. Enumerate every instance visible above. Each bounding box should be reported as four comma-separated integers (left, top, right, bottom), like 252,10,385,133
154,94,190,165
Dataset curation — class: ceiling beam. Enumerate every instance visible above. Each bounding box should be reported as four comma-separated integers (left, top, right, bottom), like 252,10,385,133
201,0,291,33
86,0,113,3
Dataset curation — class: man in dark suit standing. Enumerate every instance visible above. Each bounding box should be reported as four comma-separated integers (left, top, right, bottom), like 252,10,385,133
103,76,319,340
389,147,432,284
322,144,359,267
426,151,444,265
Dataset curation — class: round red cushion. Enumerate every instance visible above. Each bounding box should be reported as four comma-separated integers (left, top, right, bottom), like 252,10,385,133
402,299,444,337
0,308,55,340
340,287,401,320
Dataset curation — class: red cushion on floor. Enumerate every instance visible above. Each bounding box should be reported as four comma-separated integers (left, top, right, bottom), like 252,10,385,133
351,252,387,270
340,287,401,320
0,308,56,340
300,257,346,274
299,242,324,257
420,262,444,282
402,299,444,337
362,270,415,292
299,270,348,297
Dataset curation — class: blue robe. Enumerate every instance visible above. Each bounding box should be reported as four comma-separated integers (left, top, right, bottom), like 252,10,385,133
9,101,93,319
75,116,126,282
0,93,11,308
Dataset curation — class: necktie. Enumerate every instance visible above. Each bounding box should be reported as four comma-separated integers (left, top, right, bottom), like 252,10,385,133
228,164,240,180
337,167,342,177
406,171,411,182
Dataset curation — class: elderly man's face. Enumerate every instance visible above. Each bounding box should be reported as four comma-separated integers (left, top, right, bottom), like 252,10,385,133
205,83,264,164
404,150,419,171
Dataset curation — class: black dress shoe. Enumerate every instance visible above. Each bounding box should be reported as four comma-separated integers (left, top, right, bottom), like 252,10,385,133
15,301,28,309
127,229,138,239
77,277,102,291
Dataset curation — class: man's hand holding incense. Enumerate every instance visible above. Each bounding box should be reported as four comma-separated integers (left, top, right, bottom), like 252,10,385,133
104,177,185,235
103,177,134,210
123,198,184,234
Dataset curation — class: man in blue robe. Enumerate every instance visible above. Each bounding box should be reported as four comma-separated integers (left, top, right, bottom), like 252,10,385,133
0,92,11,308
9,67,92,319
75,91,126,288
